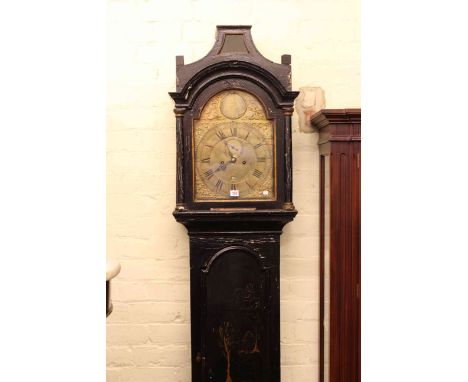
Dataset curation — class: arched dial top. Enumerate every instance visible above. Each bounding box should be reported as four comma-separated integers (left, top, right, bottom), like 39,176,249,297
193,90,275,201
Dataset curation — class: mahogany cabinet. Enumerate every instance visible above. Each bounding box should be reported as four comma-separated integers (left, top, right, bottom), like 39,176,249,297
311,109,361,382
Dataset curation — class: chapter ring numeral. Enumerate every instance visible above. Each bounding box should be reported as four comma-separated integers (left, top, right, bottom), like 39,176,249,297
204,169,214,180
215,130,226,140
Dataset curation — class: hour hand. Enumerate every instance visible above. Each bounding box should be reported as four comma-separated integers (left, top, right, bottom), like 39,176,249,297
213,161,228,173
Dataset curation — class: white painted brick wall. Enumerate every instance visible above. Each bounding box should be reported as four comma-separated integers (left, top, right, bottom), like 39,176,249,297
107,0,360,381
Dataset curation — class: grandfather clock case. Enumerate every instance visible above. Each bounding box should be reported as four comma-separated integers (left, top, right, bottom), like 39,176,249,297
169,26,298,382
312,109,361,382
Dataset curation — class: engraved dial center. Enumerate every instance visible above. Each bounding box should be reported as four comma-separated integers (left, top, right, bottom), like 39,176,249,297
211,137,255,183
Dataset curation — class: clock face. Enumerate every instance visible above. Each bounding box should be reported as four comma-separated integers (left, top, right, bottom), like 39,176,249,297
193,90,275,202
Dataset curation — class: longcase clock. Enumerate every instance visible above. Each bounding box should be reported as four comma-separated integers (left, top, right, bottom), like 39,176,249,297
169,26,298,382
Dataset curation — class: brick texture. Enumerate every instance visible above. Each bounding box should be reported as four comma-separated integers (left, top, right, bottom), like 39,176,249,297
107,1,360,381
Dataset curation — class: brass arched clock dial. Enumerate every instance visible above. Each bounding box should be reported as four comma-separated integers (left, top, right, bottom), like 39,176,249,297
193,90,275,201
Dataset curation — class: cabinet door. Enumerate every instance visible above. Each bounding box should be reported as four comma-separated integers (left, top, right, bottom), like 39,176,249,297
190,237,281,382
204,248,269,382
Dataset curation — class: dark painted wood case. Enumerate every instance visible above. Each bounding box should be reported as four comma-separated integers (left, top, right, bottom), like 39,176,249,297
177,214,294,382
312,109,361,382
169,26,298,382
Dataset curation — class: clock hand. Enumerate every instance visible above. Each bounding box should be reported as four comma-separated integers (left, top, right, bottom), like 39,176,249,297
220,160,234,170
212,160,231,173
228,144,239,158
214,163,224,172
204,162,223,175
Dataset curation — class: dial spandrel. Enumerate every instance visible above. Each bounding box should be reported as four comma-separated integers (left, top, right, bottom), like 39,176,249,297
193,90,275,201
